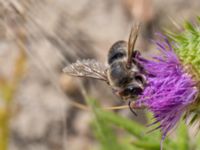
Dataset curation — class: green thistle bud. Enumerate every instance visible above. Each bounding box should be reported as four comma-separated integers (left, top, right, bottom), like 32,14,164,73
168,17,200,77
167,17,200,127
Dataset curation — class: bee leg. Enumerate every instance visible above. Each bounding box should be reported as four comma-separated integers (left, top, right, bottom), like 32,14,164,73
128,100,137,116
132,51,146,73
132,50,140,58
130,100,146,109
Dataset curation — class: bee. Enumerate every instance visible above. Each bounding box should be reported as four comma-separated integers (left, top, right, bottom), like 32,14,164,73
63,23,146,115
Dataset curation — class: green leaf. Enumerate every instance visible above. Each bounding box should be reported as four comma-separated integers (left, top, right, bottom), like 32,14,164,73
96,109,145,139
131,140,160,150
86,97,128,150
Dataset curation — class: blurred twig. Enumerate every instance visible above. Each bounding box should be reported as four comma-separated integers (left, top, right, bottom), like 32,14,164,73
0,49,26,150
0,9,27,148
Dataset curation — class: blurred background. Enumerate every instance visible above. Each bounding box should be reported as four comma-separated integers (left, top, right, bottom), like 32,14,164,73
0,0,200,150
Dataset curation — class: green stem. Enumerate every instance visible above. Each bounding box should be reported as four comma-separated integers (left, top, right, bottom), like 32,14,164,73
0,109,9,150
176,122,189,150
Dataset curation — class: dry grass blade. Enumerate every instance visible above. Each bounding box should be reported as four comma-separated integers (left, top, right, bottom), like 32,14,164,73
69,100,129,111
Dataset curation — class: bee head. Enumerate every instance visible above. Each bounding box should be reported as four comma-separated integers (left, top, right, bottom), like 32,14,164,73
112,73,146,100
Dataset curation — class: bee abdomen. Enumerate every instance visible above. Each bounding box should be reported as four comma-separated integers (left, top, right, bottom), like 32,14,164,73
108,41,127,65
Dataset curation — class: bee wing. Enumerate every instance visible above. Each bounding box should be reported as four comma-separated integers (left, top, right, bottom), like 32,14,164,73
63,59,108,82
127,23,140,67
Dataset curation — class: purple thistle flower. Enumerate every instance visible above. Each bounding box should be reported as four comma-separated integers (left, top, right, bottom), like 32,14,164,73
135,35,198,147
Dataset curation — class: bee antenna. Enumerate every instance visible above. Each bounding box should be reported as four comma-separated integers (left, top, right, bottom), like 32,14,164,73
128,100,137,116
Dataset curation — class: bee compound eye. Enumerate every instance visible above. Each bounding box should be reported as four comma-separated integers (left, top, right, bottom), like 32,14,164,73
134,74,145,84
132,87,143,95
123,88,131,96
123,86,143,96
